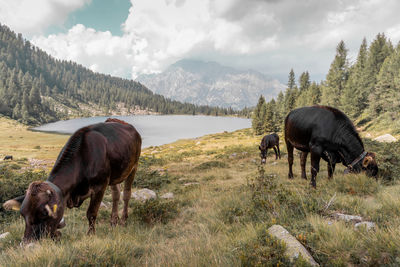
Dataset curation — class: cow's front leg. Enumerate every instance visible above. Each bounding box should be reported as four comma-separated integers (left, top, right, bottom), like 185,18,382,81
277,144,281,159
87,186,107,235
327,162,336,179
273,147,278,160
310,145,322,188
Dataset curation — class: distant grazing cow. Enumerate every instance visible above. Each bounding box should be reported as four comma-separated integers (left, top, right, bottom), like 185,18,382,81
3,155,13,160
259,133,281,164
284,106,378,188
3,118,141,242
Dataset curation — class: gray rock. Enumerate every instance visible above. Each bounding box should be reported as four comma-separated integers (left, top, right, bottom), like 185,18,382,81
355,221,375,231
132,189,157,201
100,201,108,208
0,232,10,239
374,134,397,143
230,153,237,158
333,212,363,223
160,192,174,199
184,182,200,186
268,225,319,266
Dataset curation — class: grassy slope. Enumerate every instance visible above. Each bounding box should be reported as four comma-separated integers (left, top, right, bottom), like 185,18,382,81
0,118,400,266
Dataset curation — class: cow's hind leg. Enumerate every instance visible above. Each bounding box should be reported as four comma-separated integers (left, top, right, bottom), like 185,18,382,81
286,141,294,179
87,185,107,235
110,184,120,226
121,165,138,225
300,151,308,180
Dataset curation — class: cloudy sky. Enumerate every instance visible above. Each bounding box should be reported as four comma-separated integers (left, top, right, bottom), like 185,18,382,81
1,0,400,83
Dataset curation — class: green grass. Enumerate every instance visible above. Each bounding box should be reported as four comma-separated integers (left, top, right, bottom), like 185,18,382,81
1,117,400,266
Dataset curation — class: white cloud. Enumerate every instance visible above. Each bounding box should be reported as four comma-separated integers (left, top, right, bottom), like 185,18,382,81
4,0,400,81
0,0,90,36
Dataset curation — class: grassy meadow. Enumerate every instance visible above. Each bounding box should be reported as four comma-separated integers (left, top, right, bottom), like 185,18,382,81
0,117,400,266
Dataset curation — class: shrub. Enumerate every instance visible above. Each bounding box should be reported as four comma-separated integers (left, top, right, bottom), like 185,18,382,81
192,160,227,171
134,156,171,190
130,199,180,224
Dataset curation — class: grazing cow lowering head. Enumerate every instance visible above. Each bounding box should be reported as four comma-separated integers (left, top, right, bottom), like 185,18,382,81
3,119,141,242
259,133,281,164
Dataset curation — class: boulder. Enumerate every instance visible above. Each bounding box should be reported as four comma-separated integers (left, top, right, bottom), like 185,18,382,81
268,225,319,266
355,221,375,231
374,134,397,143
183,182,200,186
160,192,174,199
333,212,363,223
132,189,157,201
0,232,10,239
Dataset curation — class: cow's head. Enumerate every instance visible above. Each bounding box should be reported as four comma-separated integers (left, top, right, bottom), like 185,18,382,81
361,152,378,177
3,181,65,242
259,145,267,164
345,152,378,178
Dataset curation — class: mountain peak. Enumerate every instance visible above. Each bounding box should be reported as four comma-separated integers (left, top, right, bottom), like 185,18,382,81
137,59,285,109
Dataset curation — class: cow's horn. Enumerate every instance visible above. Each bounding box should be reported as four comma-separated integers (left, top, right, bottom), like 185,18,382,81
45,204,56,218
46,190,51,196
3,199,21,211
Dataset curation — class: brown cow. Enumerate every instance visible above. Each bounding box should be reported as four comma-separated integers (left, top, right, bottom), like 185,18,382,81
3,118,141,241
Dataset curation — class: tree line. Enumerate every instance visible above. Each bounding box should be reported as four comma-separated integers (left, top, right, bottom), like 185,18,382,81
0,23,245,126
253,33,400,135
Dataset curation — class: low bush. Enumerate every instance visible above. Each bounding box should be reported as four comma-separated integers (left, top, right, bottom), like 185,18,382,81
130,199,180,224
192,160,227,171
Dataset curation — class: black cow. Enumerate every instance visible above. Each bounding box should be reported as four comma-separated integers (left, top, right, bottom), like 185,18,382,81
259,133,281,164
3,155,13,160
3,118,141,242
284,106,378,188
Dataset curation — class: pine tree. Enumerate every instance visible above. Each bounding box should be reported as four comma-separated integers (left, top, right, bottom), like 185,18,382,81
321,40,349,107
264,101,275,133
340,38,368,117
371,44,400,115
252,95,266,135
284,69,298,112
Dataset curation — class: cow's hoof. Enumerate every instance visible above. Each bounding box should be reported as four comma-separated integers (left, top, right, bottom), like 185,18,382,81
110,216,119,227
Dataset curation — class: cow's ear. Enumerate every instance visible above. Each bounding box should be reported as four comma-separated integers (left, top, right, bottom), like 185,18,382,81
363,156,373,168
3,199,22,211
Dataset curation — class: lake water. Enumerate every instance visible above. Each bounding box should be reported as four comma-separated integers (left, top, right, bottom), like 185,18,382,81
32,115,251,148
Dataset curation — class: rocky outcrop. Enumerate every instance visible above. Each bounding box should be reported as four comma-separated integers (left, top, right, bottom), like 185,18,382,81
132,189,157,201
268,225,319,266
374,134,397,143
160,192,174,199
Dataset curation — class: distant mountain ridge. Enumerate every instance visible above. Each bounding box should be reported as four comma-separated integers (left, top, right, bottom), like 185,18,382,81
136,59,285,109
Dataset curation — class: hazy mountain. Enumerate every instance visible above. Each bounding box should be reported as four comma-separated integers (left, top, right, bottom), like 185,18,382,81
136,59,285,109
